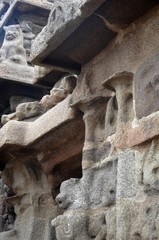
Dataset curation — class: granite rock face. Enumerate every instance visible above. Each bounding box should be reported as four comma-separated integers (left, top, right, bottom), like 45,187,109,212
0,0,159,240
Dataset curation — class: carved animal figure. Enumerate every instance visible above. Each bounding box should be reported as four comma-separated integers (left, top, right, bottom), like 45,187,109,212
41,75,77,110
0,25,27,65
20,21,35,56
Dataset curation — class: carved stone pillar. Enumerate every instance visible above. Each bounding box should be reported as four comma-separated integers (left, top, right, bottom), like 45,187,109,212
52,95,117,240
102,71,134,128
102,71,134,149
71,96,111,169
0,150,60,240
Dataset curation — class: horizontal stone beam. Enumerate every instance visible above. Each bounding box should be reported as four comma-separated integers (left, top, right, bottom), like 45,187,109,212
114,112,159,148
30,0,106,64
0,96,75,149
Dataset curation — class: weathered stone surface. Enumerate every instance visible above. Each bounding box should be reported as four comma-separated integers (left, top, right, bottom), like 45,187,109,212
41,75,77,110
20,21,35,57
138,140,159,194
135,53,159,119
102,71,134,128
52,207,116,240
71,96,111,166
105,95,118,138
9,95,36,112
117,149,137,198
0,24,34,83
52,211,90,240
0,152,61,240
30,0,106,64
116,197,159,240
0,1,159,240
0,25,27,65
2,100,46,125
0,96,76,148
55,157,117,210
113,111,159,148
0,176,16,234
0,61,34,84
16,101,46,121
1,113,17,125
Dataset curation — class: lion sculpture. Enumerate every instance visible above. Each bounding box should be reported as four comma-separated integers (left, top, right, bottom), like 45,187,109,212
0,25,27,65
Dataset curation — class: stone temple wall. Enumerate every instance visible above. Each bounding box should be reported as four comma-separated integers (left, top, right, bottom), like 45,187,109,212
0,0,159,240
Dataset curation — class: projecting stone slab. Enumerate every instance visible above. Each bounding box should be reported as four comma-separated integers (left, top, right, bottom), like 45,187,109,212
114,111,159,148
0,61,34,84
0,96,75,148
0,95,85,196
30,0,158,71
30,0,109,69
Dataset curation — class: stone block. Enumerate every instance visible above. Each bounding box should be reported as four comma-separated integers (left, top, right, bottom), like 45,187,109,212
117,149,137,198
116,197,159,240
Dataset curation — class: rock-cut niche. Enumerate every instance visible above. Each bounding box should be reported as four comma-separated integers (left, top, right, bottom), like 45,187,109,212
44,111,85,200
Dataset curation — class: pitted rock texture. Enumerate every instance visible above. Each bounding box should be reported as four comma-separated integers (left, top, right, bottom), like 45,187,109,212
0,1,159,240
135,53,159,119
41,75,77,110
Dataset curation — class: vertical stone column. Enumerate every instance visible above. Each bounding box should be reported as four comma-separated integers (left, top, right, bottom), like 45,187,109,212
0,151,60,240
52,95,118,239
102,71,137,240
79,96,110,169
102,71,134,129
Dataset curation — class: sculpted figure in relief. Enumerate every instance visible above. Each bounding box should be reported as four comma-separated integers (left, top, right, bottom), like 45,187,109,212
0,25,27,65
41,75,77,109
20,21,35,57
52,159,117,239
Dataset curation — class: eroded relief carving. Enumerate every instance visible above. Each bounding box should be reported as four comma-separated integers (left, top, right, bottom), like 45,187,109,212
20,21,35,57
0,154,58,240
52,212,90,240
0,174,16,233
52,211,107,240
52,158,117,240
55,159,117,210
41,75,77,110
45,0,81,36
0,23,34,84
140,140,159,193
1,97,46,125
1,75,77,126
47,0,79,33
134,53,159,119
0,25,27,65
0,1,159,240
48,4,64,33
